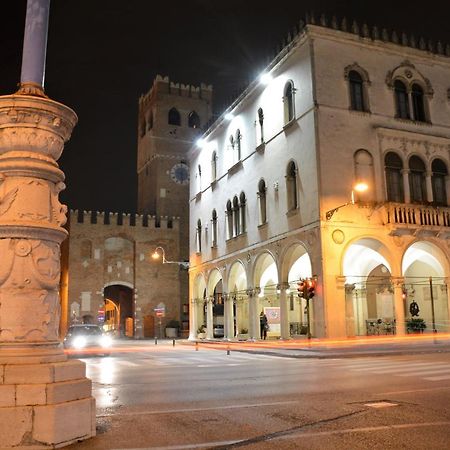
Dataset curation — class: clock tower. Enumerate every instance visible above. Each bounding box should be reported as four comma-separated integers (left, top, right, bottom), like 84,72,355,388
137,74,213,258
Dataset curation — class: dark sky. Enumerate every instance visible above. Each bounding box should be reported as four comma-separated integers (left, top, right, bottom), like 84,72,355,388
1,0,450,213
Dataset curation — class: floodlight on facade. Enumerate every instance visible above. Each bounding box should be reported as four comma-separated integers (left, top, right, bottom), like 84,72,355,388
260,73,272,85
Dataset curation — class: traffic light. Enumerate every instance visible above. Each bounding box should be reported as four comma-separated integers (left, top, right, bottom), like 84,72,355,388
306,279,316,299
297,280,306,298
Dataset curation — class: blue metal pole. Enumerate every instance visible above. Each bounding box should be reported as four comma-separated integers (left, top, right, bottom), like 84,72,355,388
20,0,51,88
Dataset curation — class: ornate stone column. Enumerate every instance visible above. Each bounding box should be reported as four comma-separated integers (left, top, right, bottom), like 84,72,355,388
393,278,406,336
279,283,290,340
206,297,214,339
0,94,96,447
188,297,198,340
223,293,234,339
246,289,255,340
425,171,434,203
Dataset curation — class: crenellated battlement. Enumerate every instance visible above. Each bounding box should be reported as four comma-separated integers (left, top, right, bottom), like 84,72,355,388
69,209,180,231
139,74,213,109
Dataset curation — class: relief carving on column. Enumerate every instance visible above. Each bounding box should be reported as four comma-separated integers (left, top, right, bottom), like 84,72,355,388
0,238,61,342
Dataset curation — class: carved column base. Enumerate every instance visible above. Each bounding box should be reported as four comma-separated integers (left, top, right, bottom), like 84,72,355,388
0,359,96,448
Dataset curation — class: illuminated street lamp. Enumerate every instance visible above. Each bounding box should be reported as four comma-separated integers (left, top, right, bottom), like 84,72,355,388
325,182,369,220
152,246,189,269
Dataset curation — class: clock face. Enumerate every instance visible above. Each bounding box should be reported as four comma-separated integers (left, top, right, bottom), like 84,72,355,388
170,163,190,185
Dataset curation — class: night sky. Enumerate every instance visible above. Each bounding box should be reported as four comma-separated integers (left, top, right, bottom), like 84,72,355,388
1,0,450,213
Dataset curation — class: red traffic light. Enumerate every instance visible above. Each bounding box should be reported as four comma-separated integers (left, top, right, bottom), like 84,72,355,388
306,279,316,299
297,280,305,297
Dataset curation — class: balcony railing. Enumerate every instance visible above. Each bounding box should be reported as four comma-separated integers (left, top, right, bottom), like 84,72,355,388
385,202,450,230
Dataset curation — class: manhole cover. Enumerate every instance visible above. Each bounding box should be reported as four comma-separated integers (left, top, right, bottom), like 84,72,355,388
364,401,398,408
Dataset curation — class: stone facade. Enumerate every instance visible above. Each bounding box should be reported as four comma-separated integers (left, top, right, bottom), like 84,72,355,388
189,18,450,340
62,76,213,338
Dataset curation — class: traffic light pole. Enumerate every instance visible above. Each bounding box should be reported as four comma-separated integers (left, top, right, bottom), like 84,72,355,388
306,298,311,339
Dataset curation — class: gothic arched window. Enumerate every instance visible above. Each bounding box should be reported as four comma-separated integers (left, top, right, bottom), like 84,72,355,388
195,219,202,253
431,159,448,206
411,84,426,122
409,155,427,203
258,179,267,225
348,71,365,112
354,149,374,202
232,196,240,237
235,129,242,162
226,200,233,240
286,161,298,211
283,80,295,124
394,80,410,119
168,107,181,126
211,151,217,182
188,111,200,128
211,209,218,247
239,192,246,233
257,107,264,144
385,152,404,203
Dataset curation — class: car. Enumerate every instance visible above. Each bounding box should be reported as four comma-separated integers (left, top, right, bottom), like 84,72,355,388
63,324,113,356
213,324,224,338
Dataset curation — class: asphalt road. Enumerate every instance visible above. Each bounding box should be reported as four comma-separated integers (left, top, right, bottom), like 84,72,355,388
67,342,450,449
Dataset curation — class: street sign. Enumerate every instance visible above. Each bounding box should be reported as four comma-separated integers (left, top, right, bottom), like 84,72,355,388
154,303,166,318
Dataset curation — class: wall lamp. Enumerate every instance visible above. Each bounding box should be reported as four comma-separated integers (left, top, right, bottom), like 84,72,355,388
325,182,369,221
152,246,189,269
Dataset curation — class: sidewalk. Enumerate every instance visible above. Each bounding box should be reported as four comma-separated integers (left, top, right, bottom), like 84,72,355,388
179,333,450,358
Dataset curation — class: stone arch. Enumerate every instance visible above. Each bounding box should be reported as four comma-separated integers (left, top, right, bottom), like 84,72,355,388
252,250,279,290
401,240,450,332
342,237,396,337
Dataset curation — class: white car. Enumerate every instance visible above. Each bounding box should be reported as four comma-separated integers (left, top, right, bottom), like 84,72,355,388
63,324,113,356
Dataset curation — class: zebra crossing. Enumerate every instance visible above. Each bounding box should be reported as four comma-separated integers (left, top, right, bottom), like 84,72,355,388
332,358,450,382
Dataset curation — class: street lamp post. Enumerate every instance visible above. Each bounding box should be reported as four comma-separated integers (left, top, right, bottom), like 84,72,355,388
325,182,369,220
152,246,190,269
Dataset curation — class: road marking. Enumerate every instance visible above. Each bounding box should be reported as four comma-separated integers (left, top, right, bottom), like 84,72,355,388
116,360,140,367
97,400,299,418
351,362,436,371
111,421,450,450
396,367,450,376
375,386,450,395
366,364,450,374
424,374,450,381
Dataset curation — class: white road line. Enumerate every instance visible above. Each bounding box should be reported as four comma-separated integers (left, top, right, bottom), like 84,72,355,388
115,360,140,367
367,364,450,374
424,374,450,381
351,362,438,371
396,367,450,376
98,400,299,418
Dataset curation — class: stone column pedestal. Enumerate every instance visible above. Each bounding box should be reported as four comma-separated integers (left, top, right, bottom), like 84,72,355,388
0,93,95,448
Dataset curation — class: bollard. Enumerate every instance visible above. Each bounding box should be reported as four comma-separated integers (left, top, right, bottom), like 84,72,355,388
195,341,199,351
173,339,175,347
227,345,230,355
155,336,158,345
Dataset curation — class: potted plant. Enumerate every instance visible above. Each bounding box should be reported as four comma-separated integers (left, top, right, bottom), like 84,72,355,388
165,319,180,338
197,324,206,339
237,328,249,340
406,318,426,334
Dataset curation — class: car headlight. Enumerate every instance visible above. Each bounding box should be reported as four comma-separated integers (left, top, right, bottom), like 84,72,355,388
100,336,112,348
73,336,87,349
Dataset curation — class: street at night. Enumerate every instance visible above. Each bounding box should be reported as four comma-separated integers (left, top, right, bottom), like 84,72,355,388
67,341,450,449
